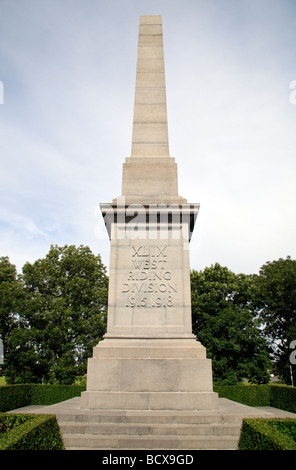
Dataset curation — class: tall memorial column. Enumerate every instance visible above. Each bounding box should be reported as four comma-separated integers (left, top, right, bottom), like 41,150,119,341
81,15,218,411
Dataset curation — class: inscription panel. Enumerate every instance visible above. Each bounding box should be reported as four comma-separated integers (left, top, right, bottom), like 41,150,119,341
121,244,177,309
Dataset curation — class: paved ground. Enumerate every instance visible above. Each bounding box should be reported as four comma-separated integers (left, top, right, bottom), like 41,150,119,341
254,406,296,419
6,397,296,452
6,396,296,419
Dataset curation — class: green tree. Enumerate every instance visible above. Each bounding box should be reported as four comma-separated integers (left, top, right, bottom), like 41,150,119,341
254,256,296,385
191,263,270,385
0,257,23,358
4,245,108,384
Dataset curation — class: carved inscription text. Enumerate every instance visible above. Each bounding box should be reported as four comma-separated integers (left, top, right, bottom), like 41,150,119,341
122,245,177,308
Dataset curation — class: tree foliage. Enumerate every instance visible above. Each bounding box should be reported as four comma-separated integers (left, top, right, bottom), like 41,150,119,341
0,257,24,357
191,263,270,385
4,245,108,384
254,256,296,385
2,246,296,386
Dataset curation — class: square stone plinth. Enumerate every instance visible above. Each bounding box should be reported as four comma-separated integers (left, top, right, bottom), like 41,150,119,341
81,337,218,411
105,223,195,338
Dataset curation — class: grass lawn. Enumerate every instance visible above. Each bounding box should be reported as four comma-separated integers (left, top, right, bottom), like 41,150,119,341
0,376,6,386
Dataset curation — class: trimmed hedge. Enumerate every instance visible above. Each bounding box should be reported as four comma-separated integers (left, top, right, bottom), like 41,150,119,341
0,385,32,413
214,384,271,407
238,418,296,450
29,384,85,406
0,384,85,412
0,413,64,450
270,386,296,414
214,384,296,413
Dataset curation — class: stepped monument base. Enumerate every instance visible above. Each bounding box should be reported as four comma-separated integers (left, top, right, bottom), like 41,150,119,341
81,337,218,411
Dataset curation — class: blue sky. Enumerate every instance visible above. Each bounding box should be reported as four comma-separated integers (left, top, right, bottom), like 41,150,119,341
0,0,296,275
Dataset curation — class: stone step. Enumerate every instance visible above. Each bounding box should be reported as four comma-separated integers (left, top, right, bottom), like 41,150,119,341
59,421,241,437
51,400,255,450
55,410,243,425
62,433,238,450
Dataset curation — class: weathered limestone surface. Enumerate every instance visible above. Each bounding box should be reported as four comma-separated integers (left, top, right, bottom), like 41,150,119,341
114,15,186,205
131,15,169,159
81,15,218,412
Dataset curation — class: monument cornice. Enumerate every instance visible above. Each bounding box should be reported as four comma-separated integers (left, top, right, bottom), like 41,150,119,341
100,202,200,241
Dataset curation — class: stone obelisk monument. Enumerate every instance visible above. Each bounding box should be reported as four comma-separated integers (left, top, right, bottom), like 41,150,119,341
81,15,218,411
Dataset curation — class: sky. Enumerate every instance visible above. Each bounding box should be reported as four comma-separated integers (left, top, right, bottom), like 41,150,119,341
0,0,296,276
